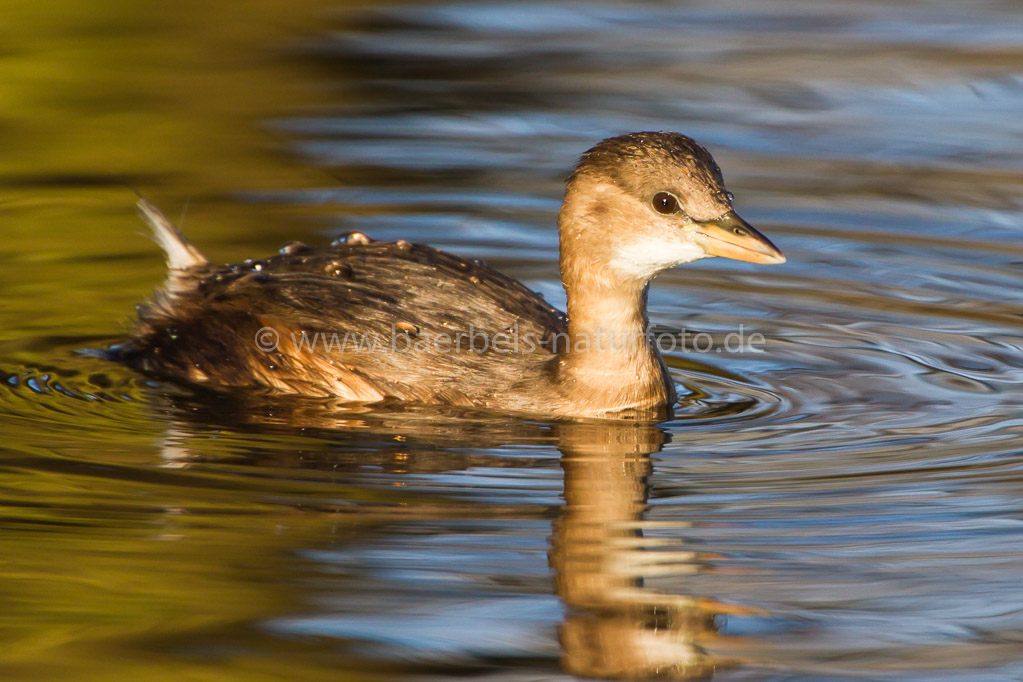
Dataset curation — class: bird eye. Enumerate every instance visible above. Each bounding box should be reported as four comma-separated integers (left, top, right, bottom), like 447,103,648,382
652,192,680,215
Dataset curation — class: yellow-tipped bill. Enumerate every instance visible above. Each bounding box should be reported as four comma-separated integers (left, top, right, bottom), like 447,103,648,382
694,212,785,264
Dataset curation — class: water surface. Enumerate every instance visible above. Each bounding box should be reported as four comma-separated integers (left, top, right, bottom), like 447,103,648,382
1,1,1021,680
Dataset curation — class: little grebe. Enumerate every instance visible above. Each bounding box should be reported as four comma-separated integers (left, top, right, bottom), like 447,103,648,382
118,132,784,419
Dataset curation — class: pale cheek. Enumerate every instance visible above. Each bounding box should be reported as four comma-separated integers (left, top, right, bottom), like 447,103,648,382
609,236,707,279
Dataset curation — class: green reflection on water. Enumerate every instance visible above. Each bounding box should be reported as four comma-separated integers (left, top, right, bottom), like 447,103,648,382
0,2,386,679
0,0,350,343
0,0,338,192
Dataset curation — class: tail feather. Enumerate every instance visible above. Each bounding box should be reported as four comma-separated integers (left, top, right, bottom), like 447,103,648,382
137,198,207,271
137,198,207,298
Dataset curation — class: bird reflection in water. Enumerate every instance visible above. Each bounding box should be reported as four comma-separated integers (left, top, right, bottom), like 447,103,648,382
153,395,752,679
552,422,746,681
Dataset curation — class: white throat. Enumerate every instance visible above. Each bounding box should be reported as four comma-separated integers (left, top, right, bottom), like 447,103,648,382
609,236,707,280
